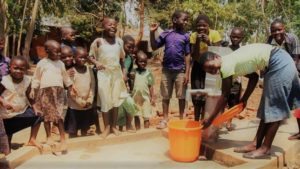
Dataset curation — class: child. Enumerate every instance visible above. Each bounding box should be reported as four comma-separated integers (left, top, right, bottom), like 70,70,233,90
64,47,96,137
0,35,10,155
226,27,244,131
266,19,300,140
30,40,73,154
0,56,42,153
88,17,128,138
190,14,221,121
61,27,76,53
150,10,191,129
132,51,155,128
201,44,300,159
118,35,137,132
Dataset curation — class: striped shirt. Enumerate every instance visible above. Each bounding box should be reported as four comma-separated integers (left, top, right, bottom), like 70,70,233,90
220,44,275,79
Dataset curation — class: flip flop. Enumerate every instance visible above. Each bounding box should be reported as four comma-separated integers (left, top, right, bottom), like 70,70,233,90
243,151,271,159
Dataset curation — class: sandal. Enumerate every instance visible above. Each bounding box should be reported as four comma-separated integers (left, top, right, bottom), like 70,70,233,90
156,120,168,129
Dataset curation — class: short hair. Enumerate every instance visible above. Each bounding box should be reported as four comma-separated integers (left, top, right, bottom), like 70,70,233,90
195,14,212,26
122,35,135,44
61,46,73,54
61,27,75,38
102,16,115,26
11,56,29,69
271,19,284,27
74,46,87,56
136,50,147,60
199,51,216,67
231,27,245,36
172,10,188,21
44,40,60,51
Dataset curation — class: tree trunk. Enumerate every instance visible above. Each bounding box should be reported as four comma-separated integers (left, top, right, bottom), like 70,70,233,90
260,0,269,36
12,33,16,57
0,0,8,56
23,0,40,61
137,0,144,46
17,0,29,56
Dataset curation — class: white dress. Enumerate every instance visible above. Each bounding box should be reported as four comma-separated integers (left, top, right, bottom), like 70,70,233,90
89,38,128,112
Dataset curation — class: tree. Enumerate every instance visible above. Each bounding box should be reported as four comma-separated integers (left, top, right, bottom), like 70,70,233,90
23,0,40,60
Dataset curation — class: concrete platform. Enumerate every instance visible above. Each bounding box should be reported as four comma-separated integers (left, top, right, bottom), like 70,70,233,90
0,118,299,169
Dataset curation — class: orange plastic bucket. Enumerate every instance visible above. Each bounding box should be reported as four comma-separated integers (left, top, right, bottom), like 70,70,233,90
168,120,202,162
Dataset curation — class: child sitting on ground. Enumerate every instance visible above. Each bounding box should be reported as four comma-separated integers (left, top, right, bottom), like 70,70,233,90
30,40,73,154
64,47,96,137
226,27,244,131
132,51,155,129
190,14,221,121
0,56,42,153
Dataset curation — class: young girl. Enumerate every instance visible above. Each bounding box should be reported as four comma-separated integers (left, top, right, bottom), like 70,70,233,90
0,56,42,153
88,17,128,138
190,14,222,121
201,44,300,159
118,35,138,132
31,40,73,154
64,47,96,137
132,51,155,128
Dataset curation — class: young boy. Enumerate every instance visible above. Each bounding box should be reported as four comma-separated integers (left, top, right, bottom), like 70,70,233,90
226,27,244,130
266,19,300,140
61,27,77,53
1,56,42,153
201,44,300,159
150,10,191,129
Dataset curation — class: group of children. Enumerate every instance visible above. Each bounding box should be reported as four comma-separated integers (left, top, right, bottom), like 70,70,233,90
0,9,300,160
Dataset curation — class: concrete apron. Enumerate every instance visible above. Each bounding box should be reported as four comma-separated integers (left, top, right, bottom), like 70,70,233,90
0,118,299,169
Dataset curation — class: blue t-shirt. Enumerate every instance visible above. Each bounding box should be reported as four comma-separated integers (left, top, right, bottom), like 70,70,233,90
155,29,190,70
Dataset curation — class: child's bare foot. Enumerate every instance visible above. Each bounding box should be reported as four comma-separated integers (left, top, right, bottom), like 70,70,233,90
51,126,59,135
288,133,300,140
27,140,44,152
112,127,121,136
234,143,256,153
101,126,110,138
243,147,271,159
144,120,150,128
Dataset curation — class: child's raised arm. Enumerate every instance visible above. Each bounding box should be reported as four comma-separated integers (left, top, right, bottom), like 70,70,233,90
150,23,160,51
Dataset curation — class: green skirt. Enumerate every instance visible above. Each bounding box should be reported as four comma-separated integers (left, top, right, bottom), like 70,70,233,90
117,97,138,126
